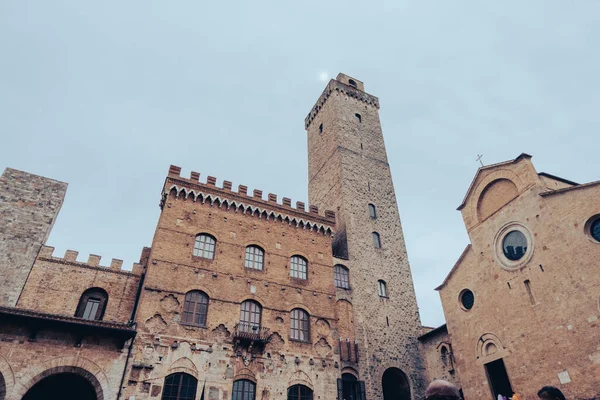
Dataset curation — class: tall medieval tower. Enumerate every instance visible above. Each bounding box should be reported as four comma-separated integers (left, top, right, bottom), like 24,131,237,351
306,74,426,399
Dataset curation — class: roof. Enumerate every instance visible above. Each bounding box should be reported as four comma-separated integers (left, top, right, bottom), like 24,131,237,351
418,324,447,340
540,179,600,197
0,306,136,333
457,153,532,211
538,172,579,186
435,244,472,291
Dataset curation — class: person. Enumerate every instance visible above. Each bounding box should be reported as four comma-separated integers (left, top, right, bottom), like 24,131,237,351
537,386,566,400
425,379,461,400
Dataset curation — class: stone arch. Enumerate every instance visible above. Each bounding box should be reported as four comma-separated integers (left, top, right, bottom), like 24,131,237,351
477,179,519,221
341,366,359,378
234,368,256,383
288,370,313,390
13,356,110,400
467,168,524,226
476,333,506,359
0,353,14,400
382,367,411,400
167,357,198,378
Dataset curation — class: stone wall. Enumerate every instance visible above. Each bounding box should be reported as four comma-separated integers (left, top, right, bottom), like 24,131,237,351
438,156,600,400
0,168,67,306
307,74,426,399
418,325,462,391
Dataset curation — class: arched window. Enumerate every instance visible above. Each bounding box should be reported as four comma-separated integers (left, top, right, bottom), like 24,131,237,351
288,385,313,400
181,290,209,327
319,123,323,134
290,255,308,280
355,113,362,123
441,345,449,366
232,379,256,400
372,232,381,248
239,300,262,333
290,308,310,342
340,373,362,400
378,280,387,297
161,373,198,400
245,246,264,270
75,288,108,321
334,265,350,289
368,204,377,219
193,233,216,259
348,79,357,89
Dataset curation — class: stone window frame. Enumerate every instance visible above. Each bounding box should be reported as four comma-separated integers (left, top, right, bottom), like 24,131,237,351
75,287,108,321
334,265,350,289
290,255,308,280
161,372,198,400
244,245,265,271
181,290,209,328
493,222,534,270
232,379,256,400
192,233,216,260
377,280,388,298
290,308,311,343
584,214,600,243
459,289,475,312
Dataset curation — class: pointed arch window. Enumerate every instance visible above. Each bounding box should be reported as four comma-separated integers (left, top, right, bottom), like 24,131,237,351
161,373,198,400
288,385,313,400
193,233,216,259
239,300,262,333
232,380,256,400
245,245,264,270
372,232,381,248
181,290,209,327
290,308,310,342
368,204,377,219
290,255,308,280
355,113,362,123
378,280,388,297
334,265,350,289
75,288,108,321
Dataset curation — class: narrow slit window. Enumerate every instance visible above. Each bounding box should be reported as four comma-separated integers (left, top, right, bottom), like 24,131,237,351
355,113,362,123
524,280,536,305
372,232,381,248
319,123,323,134
378,280,387,297
368,204,377,219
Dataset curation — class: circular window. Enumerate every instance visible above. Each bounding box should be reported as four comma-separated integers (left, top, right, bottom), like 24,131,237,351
502,231,528,261
460,289,474,311
590,218,600,242
494,222,534,270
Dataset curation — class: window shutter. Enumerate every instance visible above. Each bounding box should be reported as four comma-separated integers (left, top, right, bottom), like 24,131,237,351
358,381,367,400
337,378,343,400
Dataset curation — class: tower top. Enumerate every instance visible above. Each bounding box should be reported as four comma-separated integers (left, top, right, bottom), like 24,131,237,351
336,73,365,91
305,72,379,129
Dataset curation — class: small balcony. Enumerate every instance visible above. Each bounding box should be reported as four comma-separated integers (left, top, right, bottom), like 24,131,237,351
232,322,271,347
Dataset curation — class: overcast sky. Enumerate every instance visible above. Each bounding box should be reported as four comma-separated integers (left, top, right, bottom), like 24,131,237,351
1,1,599,327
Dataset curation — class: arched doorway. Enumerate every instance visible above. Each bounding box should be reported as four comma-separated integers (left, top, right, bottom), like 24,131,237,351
22,372,97,400
382,368,411,400
0,371,6,400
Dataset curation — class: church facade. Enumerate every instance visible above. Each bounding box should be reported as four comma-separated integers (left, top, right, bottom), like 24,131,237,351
436,154,600,400
0,74,431,400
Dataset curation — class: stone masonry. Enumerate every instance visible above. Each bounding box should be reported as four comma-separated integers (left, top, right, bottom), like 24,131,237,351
436,154,600,400
306,74,426,399
0,168,67,306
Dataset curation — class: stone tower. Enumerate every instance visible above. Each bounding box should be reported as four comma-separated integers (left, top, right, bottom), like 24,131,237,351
0,168,67,306
306,74,426,399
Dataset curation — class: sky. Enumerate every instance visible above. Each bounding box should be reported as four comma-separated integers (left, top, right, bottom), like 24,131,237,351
1,1,599,327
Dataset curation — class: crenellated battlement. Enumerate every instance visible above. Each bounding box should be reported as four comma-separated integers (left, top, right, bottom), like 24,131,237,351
163,165,336,235
37,246,145,275
304,76,379,129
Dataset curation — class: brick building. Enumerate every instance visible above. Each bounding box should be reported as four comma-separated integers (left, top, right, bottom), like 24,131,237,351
0,74,431,400
435,154,600,400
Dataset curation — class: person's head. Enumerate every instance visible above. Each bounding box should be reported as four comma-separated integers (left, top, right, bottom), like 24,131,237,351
425,380,461,400
537,386,566,400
